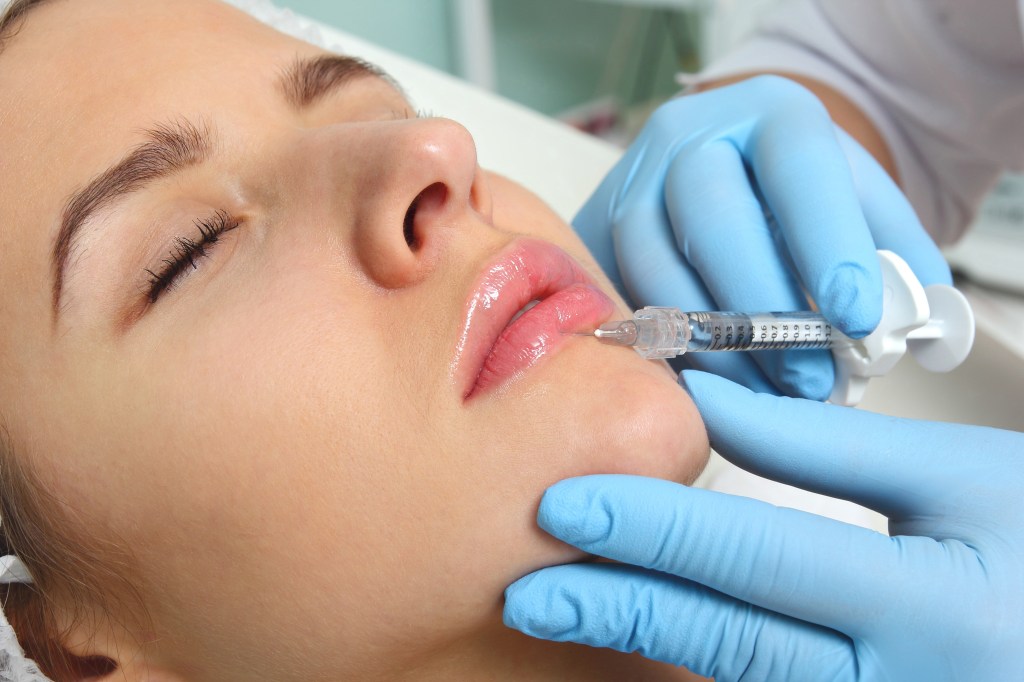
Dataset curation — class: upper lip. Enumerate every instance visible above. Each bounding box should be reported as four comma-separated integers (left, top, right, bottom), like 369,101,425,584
452,238,608,398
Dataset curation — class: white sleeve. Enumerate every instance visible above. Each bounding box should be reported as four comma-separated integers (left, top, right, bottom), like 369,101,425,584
693,0,1024,244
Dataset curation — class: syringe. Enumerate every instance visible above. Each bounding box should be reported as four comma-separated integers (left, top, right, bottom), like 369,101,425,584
594,307,851,359
591,252,976,406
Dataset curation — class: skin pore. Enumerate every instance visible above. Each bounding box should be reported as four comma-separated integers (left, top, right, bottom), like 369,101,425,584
0,1,708,681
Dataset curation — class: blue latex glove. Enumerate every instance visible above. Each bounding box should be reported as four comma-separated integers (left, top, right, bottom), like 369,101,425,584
574,76,951,399
505,370,1024,681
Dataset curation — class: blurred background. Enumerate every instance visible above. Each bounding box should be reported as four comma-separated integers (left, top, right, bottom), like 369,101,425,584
274,0,782,145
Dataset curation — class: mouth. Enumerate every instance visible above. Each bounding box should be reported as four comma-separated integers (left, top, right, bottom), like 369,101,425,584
454,239,617,399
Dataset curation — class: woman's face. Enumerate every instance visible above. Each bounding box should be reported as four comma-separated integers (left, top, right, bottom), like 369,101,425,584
0,0,707,678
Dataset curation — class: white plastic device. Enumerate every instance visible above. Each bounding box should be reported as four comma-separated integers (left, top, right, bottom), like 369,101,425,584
829,250,975,406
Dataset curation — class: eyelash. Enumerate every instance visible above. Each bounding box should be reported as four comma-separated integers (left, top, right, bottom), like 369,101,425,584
145,210,240,304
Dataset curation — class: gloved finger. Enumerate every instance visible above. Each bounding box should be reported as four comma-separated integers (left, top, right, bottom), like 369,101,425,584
747,95,883,339
536,474,924,638
682,369,1013,522
674,352,780,396
835,128,952,287
504,562,858,682
573,110,685,298
613,199,717,311
663,139,834,400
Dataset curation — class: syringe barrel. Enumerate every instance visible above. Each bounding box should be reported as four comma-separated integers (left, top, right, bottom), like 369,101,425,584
685,311,834,351
628,307,836,358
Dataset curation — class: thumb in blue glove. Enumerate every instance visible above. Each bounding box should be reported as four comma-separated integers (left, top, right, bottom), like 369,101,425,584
505,370,1024,681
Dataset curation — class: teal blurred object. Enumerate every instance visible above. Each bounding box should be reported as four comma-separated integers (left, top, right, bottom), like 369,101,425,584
272,0,457,73
492,0,685,117
270,0,685,119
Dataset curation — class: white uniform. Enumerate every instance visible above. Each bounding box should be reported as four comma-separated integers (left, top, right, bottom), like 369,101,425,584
698,0,1024,245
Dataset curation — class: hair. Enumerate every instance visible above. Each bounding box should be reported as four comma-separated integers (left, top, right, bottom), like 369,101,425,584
0,427,131,679
0,0,49,51
2,1,146,679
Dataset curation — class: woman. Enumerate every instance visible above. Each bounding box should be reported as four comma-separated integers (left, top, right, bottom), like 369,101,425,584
0,0,709,679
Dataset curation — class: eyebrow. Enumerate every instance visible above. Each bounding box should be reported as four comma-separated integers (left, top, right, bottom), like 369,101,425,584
51,54,389,318
279,54,395,108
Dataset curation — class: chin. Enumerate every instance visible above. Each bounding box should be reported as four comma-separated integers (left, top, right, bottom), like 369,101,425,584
605,360,708,485
558,344,710,486
481,343,709,586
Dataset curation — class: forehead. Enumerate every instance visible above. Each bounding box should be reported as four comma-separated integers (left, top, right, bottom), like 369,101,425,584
0,0,325,172
0,0,312,156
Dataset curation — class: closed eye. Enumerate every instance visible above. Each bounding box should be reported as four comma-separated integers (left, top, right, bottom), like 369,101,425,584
144,210,240,304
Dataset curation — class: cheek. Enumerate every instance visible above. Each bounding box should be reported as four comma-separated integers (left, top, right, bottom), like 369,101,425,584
487,174,588,258
49,269,450,631
51,308,470,670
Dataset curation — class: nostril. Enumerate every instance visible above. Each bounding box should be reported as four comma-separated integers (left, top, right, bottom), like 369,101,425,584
403,182,448,250
403,195,420,249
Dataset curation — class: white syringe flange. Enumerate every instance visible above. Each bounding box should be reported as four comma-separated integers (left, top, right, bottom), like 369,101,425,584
828,250,975,406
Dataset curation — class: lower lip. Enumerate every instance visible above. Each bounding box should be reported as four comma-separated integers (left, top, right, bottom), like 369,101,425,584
471,283,616,396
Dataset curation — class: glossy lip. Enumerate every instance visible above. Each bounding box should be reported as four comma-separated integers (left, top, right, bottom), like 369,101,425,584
453,239,617,400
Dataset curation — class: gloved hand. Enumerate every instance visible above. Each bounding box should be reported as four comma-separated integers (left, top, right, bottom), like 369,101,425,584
505,370,1024,681
574,76,951,399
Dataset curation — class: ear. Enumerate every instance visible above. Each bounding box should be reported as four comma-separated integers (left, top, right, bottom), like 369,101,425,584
56,614,187,682
91,658,189,682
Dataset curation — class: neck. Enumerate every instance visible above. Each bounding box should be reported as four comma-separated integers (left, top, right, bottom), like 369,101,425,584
393,614,706,682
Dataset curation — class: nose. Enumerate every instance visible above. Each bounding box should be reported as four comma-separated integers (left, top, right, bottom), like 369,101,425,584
307,117,493,290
